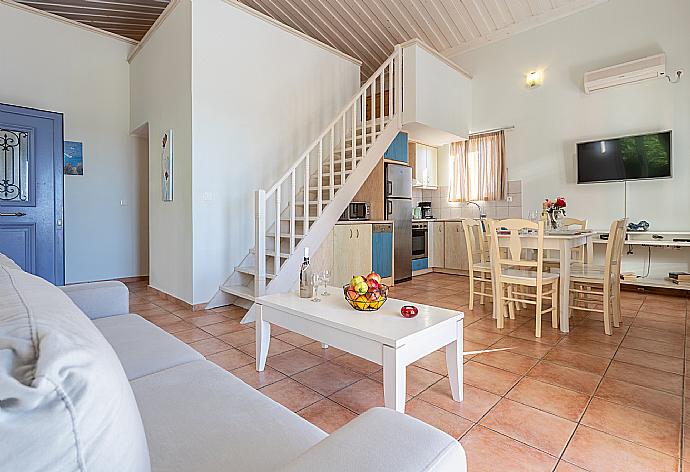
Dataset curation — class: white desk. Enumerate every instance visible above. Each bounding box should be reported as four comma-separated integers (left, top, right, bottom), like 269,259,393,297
493,231,594,333
254,288,464,413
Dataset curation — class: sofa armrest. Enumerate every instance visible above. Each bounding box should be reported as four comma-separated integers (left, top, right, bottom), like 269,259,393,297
60,281,129,319
276,407,466,472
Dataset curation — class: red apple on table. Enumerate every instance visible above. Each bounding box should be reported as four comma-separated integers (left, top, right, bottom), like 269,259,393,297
368,289,381,301
366,272,382,284
366,278,379,291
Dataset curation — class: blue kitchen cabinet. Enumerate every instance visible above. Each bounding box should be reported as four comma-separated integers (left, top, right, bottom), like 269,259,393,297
372,230,393,278
384,132,408,163
412,258,428,272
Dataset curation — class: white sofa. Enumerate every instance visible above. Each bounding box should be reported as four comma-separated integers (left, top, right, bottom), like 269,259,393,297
0,259,466,471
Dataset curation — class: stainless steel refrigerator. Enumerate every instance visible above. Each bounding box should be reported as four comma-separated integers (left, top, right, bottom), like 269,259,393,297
384,163,412,282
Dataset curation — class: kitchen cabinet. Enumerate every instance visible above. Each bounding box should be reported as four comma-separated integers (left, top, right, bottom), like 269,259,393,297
384,132,408,163
372,224,393,278
411,142,438,189
333,224,373,286
444,222,468,271
428,221,445,268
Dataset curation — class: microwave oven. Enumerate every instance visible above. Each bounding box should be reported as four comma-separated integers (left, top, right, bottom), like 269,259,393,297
340,202,370,221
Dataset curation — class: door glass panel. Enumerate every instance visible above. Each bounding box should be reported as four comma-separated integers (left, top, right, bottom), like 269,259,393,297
0,128,30,201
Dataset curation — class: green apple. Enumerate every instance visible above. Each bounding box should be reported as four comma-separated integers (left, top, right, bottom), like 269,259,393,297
350,275,365,287
355,281,369,295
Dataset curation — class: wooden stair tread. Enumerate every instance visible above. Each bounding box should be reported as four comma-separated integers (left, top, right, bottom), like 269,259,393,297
220,284,255,301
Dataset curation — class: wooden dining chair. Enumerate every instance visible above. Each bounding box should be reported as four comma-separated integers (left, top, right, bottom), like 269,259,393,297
462,219,492,310
559,218,627,335
486,218,560,337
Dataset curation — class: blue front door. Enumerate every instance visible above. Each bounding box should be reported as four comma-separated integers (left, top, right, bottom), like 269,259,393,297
0,104,64,285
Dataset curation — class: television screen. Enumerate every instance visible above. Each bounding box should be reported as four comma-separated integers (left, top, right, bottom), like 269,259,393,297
577,131,671,183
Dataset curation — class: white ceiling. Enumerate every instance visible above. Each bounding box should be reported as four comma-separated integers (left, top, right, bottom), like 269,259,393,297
238,0,608,77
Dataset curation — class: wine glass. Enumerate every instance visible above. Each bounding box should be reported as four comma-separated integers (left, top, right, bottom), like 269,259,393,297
321,270,331,296
311,273,322,302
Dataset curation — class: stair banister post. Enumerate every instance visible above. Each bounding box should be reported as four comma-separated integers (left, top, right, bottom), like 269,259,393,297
290,170,296,253
255,189,267,297
379,67,384,132
395,45,403,124
329,128,335,202
388,58,393,118
274,189,281,276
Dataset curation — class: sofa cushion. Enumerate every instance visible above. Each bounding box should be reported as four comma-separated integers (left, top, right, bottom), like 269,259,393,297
131,360,327,472
60,281,130,319
0,266,150,471
93,314,203,380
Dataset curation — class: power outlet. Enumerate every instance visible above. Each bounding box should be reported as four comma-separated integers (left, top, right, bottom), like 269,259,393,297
506,196,513,203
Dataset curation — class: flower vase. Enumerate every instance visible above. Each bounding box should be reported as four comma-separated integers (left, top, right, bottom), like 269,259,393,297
548,209,564,230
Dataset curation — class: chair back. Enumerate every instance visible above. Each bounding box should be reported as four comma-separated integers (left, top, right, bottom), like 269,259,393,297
604,218,627,282
487,218,546,282
462,219,488,268
562,217,588,263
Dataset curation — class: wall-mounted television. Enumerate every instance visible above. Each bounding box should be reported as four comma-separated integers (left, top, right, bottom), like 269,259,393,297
576,131,671,183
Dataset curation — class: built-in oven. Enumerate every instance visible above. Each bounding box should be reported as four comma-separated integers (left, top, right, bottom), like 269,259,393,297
412,222,428,260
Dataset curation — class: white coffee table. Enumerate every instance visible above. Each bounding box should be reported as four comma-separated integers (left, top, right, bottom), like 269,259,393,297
254,288,464,413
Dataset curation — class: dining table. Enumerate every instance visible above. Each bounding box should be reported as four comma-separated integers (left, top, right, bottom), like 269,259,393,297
491,230,595,333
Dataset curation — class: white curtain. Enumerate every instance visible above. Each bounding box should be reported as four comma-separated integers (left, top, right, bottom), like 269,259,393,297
449,130,506,202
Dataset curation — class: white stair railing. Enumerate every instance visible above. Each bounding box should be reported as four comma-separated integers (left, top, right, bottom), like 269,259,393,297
255,46,402,297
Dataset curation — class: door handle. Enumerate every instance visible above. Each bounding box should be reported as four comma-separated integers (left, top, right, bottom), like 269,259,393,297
387,181,392,195
356,228,360,238
387,200,392,215
0,212,26,217
349,229,353,239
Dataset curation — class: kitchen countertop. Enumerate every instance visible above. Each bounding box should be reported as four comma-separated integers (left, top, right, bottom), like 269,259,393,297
412,218,468,222
335,220,393,225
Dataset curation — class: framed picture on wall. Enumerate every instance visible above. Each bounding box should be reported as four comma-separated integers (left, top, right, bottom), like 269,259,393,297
64,141,83,175
161,129,173,201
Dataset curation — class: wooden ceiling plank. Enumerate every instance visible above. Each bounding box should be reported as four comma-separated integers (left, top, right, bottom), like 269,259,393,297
482,0,514,28
461,0,496,35
287,0,370,71
505,0,534,21
28,5,160,19
331,0,395,56
20,0,166,14
307,0,385,65
257,0,338,50
382,0,436,47
359,0,408,44
252,0,372,75
47,12,155,25
398,0,446,50
443,0,480,41
421,0,463,46
21,1,162,16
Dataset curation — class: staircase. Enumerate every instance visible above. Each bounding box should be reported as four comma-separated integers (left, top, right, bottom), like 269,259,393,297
207,46,404,320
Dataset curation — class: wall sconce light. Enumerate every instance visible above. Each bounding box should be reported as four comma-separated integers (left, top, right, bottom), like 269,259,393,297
526,70,543,88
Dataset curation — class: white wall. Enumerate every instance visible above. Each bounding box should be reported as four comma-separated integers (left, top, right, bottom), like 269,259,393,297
449,0,689,232
403,42,472,144
190,0,360,304
0,2,147,283
130,0,193,302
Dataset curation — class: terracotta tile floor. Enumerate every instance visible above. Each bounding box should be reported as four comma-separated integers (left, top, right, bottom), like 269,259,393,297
126,273,689,471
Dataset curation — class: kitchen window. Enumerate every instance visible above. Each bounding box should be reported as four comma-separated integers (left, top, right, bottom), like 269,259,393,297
448,130,506,202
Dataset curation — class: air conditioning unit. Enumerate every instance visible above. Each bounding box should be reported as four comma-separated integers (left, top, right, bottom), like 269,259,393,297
584,53,666,94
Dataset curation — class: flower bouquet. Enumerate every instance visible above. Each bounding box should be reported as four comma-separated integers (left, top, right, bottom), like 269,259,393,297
542,197,566,229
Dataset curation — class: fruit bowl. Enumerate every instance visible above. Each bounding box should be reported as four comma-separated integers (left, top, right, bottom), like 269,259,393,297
343,283,389,311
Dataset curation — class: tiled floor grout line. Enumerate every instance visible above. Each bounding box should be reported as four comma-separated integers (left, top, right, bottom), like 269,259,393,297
549,308,636,471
